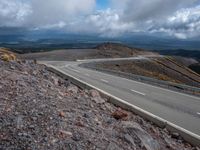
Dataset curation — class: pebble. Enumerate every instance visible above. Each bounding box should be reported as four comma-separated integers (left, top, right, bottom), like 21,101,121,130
67,85,79,94
171,132,180,139
59,130,73,138
29,125,35,129
72,133,82,141
32,117,37,121
59,111,65,117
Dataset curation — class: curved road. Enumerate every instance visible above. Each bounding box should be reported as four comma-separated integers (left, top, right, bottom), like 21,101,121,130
42,60,200,137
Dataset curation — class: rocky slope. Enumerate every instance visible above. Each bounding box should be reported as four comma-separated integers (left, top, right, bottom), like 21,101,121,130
0,60,199,150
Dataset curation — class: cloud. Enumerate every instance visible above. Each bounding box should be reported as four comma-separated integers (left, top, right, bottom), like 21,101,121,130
0,0,200,39
150,5,200,39
91,0,200,39
110,0,198,22
0,0,32,26
27,0,96,27
79,2,200,39
0,0,96,28
83,9,134,37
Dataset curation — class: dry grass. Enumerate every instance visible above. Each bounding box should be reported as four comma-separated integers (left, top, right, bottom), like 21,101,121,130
0,48,16,61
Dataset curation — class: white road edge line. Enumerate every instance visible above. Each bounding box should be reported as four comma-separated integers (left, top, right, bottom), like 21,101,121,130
101,79,109,83
197,112,200,115
131,89,146,96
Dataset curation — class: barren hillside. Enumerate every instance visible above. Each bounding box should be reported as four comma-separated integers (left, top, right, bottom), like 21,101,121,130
1,59,198,149
94,57,200,87
20,43,156,61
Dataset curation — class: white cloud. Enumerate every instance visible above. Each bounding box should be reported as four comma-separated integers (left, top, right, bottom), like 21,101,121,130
84,9,134,37
110,0,198,21
64,9,137,37
0,0,96,28
151,5,200,39
0,0,200,39
27,0,96,27
0,0,32,26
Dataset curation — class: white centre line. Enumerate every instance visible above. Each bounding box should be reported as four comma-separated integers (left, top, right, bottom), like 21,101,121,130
131,89,146,96
70,68,80,73
101,79,109,83
197,112,200,115
65,65,69,67
85,74,90,77
60,65,67,68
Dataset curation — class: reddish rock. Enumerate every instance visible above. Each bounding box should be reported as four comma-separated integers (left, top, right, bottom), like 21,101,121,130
89,90,100,98
112,108,128,120
75,121,84,127
67,85,78,94
59,111,65,117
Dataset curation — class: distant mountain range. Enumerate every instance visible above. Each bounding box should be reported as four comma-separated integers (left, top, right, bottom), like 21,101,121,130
0,31,200,52
154,49,200,61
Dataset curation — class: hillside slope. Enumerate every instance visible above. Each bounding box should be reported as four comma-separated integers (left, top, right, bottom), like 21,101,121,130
20,43,156,61
154,50,200,75
95,43,156,57
1,60,197,149
95,57,200,87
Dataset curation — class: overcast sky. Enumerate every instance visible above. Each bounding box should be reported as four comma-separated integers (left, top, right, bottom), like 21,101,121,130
0,0,200,39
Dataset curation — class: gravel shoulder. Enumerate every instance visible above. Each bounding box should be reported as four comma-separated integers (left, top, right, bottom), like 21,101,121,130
0,60,199,150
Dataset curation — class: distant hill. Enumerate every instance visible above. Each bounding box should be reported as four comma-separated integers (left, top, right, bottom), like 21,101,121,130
95,42,156,57
189,63,200,74
20,43,157,61
154,49,200,61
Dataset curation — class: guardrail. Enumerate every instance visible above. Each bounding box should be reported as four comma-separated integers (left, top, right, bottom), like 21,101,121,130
80,63,200,96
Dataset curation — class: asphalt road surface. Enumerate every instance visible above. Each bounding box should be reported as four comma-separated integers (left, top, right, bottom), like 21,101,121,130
42,60,200,136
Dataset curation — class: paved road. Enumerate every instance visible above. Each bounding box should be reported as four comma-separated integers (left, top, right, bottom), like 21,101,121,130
43,60,200,136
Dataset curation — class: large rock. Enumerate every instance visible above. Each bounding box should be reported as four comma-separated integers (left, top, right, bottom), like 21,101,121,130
66,85,79,94
89,89,106,104
112,108,128,120
121,121,160,150
107,142,121,150
89,89,100,98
